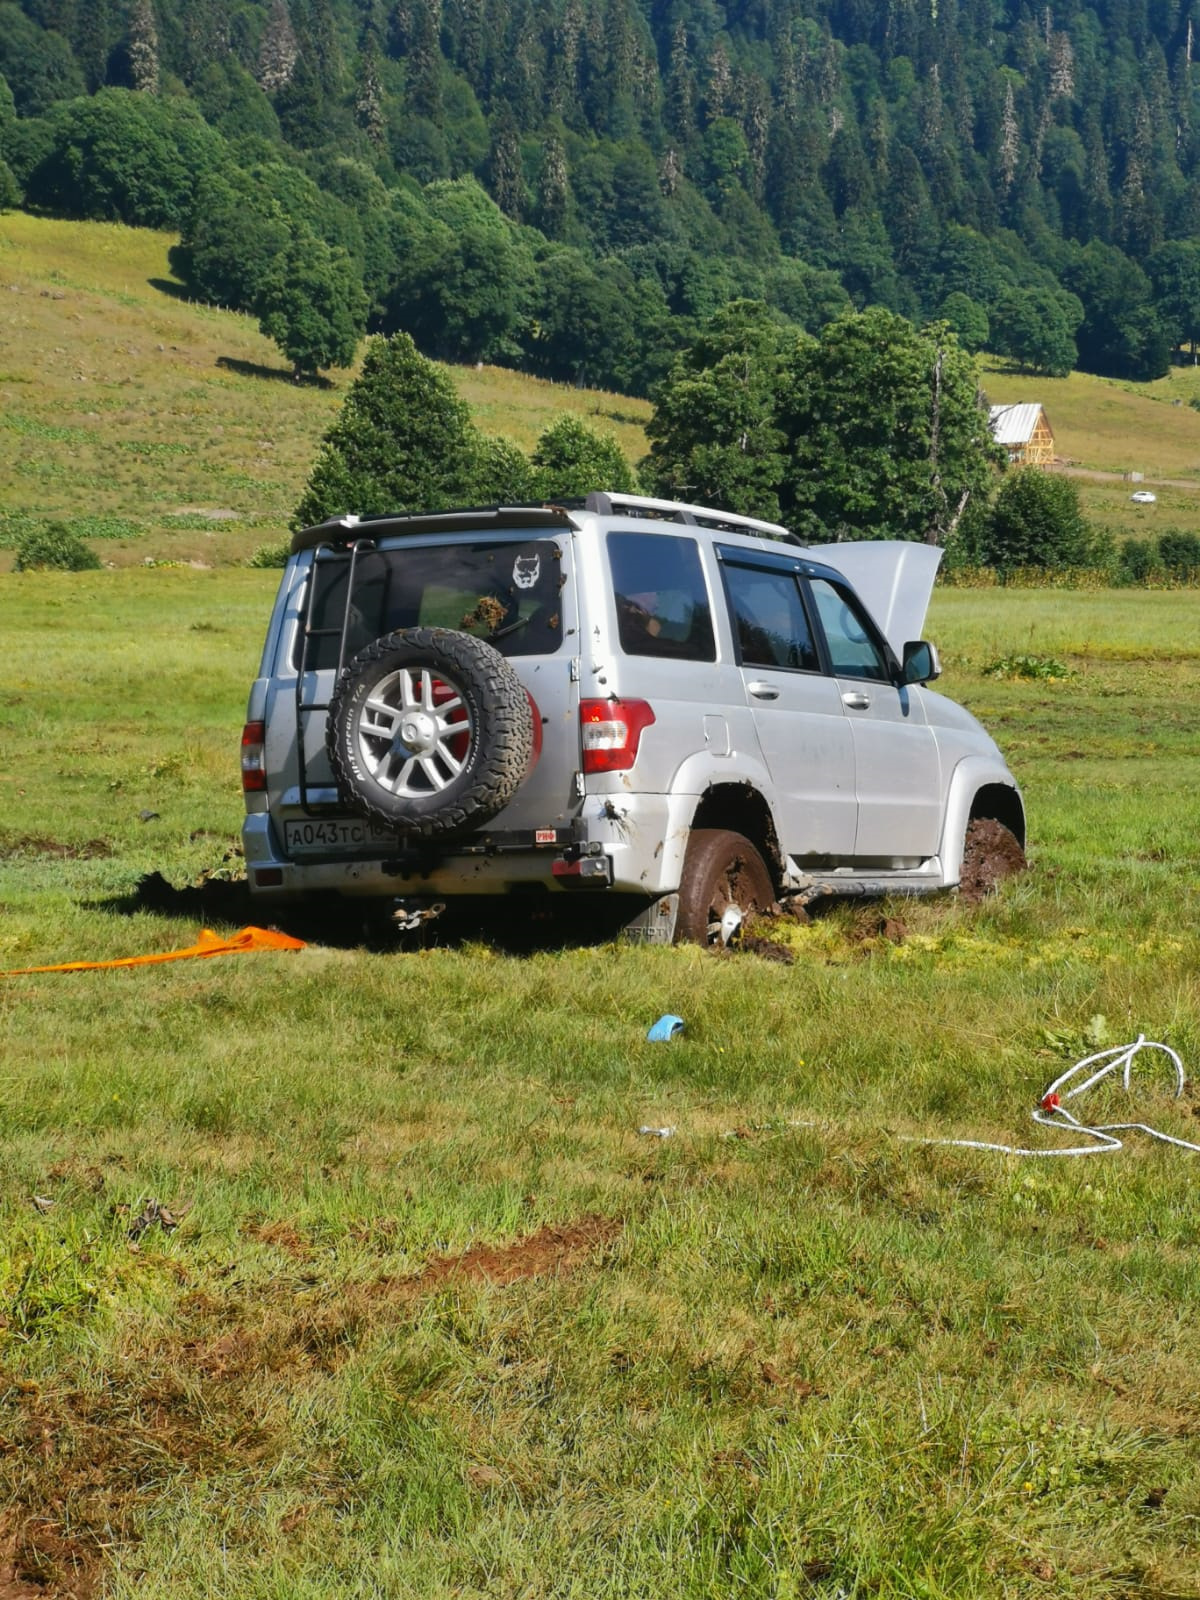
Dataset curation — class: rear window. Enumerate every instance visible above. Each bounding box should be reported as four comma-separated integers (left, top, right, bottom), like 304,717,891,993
607,531,716,662
296,538,564,670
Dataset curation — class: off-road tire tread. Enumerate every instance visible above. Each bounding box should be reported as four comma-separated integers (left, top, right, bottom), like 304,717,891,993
675,828,776,945
327,628,533,838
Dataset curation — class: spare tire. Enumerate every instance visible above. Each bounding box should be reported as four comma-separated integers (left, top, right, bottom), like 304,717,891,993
327,628,534,837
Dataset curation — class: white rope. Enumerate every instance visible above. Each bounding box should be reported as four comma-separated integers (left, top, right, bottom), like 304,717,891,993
914,1035,1199,1158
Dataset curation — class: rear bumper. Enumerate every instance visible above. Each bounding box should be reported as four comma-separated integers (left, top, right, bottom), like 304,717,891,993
243,792,695,901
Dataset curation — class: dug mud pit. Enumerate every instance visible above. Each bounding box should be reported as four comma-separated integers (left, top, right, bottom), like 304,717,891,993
958,817,1028,904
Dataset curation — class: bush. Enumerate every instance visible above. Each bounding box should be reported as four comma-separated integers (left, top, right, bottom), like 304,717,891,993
14,521,101,571
1157,529,1200,578
1116,538,1158,584
245,539,290,569
977,469,1106,570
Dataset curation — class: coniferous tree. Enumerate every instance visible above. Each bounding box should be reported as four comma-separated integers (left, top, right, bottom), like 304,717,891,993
354,40,385,148
534,132,570,237
293,332,498,525
485,104,525,219
128,0,160,94
258,0,299,94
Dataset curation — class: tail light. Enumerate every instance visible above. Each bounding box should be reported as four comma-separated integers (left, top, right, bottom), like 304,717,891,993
241,721,266,792
580,698,655,774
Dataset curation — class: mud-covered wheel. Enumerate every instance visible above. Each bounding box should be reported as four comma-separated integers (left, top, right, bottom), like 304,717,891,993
675,828,776,946
327,628,533,837
958,817,1027,902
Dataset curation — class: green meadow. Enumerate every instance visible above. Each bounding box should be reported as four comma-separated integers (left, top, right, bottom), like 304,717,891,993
0,216,1199,1599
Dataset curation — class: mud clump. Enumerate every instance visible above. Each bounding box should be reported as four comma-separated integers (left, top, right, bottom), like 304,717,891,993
958,818,1027,904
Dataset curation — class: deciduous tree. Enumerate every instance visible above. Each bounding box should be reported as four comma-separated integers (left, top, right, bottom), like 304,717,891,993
779,308,999,544
976,468,1104,569
644,300,791,521
256,229,367,381
531,417,638,499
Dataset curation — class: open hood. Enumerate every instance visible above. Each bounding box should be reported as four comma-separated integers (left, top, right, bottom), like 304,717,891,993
805,541,943,658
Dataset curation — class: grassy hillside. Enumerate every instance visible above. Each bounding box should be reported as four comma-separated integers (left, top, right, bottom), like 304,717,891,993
0,214,651,568
3,214,1200,567
979,358,1200,539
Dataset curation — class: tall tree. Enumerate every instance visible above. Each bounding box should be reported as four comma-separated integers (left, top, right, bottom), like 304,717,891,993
645,300,791,521
258,0,299,94
778,308,999,544
256,229,367,381
127,0,159,95
293,333,496,525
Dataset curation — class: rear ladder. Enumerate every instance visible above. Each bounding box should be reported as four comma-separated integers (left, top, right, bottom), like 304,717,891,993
293,538,375,813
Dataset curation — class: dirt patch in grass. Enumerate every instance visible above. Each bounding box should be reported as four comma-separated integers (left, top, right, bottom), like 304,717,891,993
958,818,1029,903
3,835,112,860
0,1521,96,1600
1,1334,297,1594
0,1214,623,1593
399,1214,623,1294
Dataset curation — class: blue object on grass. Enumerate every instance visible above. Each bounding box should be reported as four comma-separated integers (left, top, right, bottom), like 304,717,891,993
647,1014,685,1041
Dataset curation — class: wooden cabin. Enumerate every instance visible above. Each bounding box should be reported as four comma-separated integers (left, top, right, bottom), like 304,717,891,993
988,403,1055,466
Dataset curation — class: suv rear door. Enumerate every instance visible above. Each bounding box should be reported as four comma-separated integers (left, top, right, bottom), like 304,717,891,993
278,527,581,845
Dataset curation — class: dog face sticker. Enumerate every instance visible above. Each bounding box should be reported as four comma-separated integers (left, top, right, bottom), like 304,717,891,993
513,553,541,590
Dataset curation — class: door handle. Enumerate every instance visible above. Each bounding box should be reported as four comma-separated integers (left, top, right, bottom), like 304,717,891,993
747,681,779,700
842,691,871,709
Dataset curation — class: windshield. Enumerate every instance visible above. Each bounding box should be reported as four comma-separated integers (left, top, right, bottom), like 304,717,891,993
297,537,565,670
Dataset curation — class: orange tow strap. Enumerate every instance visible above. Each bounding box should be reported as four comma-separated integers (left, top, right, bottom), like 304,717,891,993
2,925,305,976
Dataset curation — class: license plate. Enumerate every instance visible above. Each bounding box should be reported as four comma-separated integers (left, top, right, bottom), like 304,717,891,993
283,817,398,854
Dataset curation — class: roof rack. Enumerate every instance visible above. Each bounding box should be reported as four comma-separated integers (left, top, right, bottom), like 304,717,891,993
289,493,798,555
290,503,575,555
582,491,796,542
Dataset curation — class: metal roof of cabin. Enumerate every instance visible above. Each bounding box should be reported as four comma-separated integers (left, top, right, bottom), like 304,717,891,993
989,402,1050,446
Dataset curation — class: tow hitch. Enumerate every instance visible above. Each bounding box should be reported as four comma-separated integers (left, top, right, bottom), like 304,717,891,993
390,899,447,931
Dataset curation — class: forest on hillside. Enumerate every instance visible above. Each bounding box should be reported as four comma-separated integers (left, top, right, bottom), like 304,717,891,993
4,0,1200,390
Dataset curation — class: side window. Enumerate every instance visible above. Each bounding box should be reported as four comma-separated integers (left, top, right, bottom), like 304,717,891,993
607,531,716,662
723,564,819,671
808,577,892,683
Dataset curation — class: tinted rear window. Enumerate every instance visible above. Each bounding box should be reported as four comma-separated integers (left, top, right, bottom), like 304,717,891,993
607,531,716,662
296,539,564,670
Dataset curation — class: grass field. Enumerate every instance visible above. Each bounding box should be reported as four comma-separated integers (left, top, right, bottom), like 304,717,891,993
1,214,1199,1598
1,571,1198,1599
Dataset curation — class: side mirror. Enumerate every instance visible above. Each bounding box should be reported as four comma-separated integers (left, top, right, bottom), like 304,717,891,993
900,640,941,685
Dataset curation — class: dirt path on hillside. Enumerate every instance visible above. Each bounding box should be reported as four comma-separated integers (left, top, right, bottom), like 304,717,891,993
1050,463,1200,491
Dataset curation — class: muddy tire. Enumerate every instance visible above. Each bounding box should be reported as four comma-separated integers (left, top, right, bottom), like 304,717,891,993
675,829,776,946
327,628,533,838
958,817,1026,903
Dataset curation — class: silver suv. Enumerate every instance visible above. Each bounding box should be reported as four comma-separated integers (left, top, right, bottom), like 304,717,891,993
241,492,1024,942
